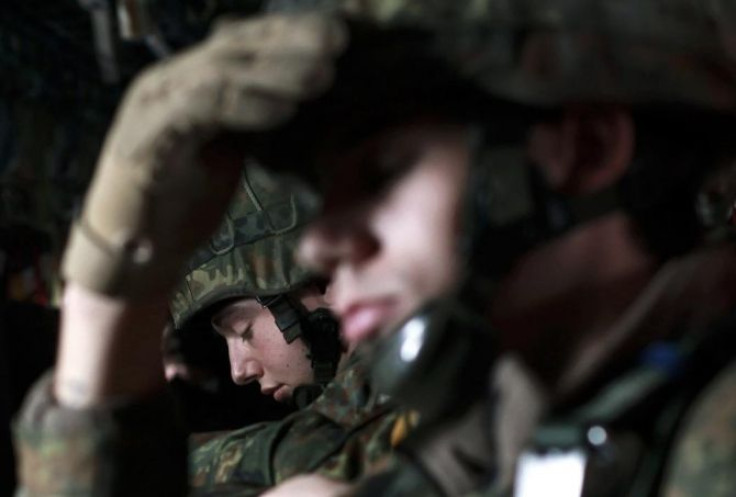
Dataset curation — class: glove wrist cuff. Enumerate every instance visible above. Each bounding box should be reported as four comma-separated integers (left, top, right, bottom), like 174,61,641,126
62,219,183,300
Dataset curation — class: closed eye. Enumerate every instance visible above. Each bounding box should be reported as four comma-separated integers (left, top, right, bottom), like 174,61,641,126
239,325,254,342
210,300,260,338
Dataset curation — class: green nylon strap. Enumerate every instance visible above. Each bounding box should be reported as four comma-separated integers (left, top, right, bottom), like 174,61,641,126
257,294,302,343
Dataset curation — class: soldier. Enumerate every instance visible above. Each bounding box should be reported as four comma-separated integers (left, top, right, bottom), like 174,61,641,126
167,164,344,408
13,3,736,497
172,167,401,494
257,2,736,496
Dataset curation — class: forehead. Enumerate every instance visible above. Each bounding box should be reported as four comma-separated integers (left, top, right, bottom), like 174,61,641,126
212,297,264,323
300,121,471,221
320,118,470,176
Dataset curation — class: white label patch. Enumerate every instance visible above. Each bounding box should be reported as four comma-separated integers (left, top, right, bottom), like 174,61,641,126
514,449,587,497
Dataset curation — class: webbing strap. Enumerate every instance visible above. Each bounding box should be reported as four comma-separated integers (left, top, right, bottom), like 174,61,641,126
256,295,302,343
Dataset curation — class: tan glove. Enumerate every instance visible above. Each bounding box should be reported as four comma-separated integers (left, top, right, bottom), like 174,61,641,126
62,14,346,300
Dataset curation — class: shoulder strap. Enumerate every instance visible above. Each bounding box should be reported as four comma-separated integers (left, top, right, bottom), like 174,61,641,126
531,309,736,496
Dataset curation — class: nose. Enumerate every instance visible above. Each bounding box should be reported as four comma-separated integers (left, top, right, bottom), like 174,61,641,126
228,344,263,385
230,359,263,386
298,212,379,277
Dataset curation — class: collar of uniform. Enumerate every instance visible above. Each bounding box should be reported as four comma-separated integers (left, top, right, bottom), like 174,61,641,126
308,353,393,428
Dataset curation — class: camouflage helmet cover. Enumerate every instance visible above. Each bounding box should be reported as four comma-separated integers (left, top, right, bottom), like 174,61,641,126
267,0,736,111
169,164,318,329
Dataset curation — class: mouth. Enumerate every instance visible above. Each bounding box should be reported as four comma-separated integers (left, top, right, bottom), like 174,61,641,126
340,299,398,344
273,385,291,402
262,384,290,402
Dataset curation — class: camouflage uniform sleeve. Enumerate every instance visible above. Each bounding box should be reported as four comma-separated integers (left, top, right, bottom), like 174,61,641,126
13,359,400,497
13,372,188,497
189,358,401,496
662,361,736,497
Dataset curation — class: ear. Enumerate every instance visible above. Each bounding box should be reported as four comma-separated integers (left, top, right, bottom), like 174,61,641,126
528,106,634,193
322,283,335,306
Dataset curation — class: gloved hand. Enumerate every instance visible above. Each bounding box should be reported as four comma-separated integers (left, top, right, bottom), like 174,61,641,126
62,14,346,300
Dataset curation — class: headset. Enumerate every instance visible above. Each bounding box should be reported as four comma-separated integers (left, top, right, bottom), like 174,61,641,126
257,292,342,408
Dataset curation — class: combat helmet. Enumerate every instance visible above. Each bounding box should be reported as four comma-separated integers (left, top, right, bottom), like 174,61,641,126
266,0,736,111
170,163,342,399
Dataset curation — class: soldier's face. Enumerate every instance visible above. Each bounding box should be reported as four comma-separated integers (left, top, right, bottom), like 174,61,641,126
211,287,328,402
299,120,470,345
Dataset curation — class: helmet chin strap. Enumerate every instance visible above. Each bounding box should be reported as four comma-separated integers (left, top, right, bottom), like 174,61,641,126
257,293,342,407
256,294,303,343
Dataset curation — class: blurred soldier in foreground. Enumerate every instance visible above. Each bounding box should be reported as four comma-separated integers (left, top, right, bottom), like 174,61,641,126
265,2,736,496
13,1,736,497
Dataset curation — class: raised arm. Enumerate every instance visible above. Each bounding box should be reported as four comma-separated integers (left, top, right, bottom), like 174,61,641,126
14,14,346,497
